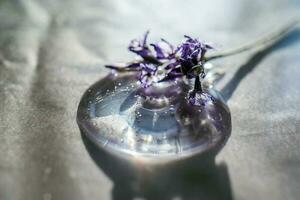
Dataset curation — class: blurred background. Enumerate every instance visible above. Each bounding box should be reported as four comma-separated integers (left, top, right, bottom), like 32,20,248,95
0,0,300,199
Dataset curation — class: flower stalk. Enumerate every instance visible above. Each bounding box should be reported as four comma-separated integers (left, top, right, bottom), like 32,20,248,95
193,75,202,95
206,19,299,61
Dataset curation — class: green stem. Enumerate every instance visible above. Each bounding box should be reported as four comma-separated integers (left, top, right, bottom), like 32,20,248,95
194,75,202,94
206,19,300,61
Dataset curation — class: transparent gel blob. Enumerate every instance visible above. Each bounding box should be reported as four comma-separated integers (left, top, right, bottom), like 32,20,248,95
77,72,231,160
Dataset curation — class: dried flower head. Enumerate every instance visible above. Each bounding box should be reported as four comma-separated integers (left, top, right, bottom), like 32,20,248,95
105,31,213,93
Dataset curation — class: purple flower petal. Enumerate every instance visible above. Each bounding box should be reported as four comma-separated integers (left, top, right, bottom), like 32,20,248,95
150,43,165,59
142,30,150,46
165,59,180,70
105,62,142,71
128,31,152,58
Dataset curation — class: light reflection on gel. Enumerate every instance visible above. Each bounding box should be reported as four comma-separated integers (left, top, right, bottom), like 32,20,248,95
77,73,231,160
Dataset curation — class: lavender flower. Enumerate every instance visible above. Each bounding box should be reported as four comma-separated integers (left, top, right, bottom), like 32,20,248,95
105,32,213,93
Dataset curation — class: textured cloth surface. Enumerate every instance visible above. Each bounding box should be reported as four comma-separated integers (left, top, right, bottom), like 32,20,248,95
0,0,300,200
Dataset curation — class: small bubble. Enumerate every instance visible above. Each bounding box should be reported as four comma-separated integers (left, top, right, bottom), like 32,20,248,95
103,140,108,147
146,135,153,143
112,71,118,77
214,113,223,121
169,105,175,111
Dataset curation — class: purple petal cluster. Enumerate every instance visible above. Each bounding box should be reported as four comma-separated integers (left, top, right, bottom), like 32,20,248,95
175,36,213,79
105,31,213,88
128,31,152,58
138,63,158,87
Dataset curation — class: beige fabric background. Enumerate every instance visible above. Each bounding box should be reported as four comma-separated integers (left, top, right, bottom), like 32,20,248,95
0,0,300,199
